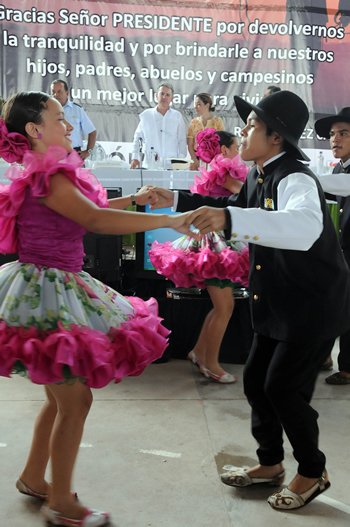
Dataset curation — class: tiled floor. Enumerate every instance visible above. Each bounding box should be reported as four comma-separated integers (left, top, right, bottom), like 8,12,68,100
0,341,349,526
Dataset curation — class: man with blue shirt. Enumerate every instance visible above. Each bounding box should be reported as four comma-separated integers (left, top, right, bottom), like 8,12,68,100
51,79,96,162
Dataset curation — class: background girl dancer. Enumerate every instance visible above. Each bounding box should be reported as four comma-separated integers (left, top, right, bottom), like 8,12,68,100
150,129,249,383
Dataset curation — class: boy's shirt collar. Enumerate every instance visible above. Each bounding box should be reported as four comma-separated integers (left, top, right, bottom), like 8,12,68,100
256,152,286,174
341,158,350,169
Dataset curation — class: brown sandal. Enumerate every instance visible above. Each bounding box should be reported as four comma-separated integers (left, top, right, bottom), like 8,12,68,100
325,372,350,385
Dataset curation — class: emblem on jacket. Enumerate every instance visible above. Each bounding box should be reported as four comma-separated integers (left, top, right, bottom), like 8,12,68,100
264,198,274,210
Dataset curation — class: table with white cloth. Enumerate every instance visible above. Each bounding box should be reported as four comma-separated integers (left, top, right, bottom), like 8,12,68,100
0,164,195,194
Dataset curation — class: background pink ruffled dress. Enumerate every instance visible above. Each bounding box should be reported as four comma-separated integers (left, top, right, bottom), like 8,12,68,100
0,146,169,388
149,154,250,289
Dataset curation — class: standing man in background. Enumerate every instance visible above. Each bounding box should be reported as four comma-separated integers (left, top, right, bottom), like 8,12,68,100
263,86,281,98
51,79,97,162
130,82,187,169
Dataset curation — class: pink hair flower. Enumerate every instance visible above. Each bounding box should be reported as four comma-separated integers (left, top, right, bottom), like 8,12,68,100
0,118,31,163
196,128,221,163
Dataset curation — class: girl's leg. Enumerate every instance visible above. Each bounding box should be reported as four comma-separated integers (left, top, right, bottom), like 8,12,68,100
195,286,234,376
19,386,58,495
190,310,213,367
46,379,93,519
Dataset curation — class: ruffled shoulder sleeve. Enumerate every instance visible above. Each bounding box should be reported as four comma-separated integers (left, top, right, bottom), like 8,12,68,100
210,154,250,186
190,154,249,196
0,146,108,254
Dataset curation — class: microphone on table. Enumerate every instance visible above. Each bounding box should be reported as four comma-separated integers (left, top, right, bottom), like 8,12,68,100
138,137,144,185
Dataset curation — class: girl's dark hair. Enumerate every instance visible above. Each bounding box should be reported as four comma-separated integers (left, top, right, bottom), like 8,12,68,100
215,131,236,148
196,93,215,113
2,91,50,137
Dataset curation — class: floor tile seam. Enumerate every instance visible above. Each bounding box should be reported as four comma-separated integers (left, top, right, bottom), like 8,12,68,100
0,398,47,402
313,396,349,401
91,397,206,402
198,398,234,526
199,397,247,402
91,397,246,402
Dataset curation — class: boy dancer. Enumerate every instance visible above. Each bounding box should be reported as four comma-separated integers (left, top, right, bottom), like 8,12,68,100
150,91,350,509
315,108,350,385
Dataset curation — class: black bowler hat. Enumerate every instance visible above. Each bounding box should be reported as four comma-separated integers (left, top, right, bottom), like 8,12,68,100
315,108,350,139
234,90,310,161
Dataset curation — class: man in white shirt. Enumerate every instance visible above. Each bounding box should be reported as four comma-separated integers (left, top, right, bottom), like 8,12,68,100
130,82,187,169
51,79,97,162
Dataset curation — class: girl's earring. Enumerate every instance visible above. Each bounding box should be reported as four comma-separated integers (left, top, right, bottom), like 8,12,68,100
37,132,42,139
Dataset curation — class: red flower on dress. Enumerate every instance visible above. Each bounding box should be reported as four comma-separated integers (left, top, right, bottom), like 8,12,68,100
0,118,31,163
196,128,221,163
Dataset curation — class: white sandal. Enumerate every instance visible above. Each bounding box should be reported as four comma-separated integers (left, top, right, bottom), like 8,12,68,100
267,471,330,510
221,466,285,487
41,505,110,526
16,477,78,501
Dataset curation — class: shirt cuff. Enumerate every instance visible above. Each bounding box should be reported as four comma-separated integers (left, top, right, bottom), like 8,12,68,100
224,208,231,239
172,191,179,211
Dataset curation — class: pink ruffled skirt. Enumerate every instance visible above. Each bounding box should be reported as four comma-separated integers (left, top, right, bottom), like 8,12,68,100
149,231,249,289
0,262,169,388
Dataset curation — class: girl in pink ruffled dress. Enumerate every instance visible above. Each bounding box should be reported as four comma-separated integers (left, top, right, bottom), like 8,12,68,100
0,92,196,527
149,129,250,383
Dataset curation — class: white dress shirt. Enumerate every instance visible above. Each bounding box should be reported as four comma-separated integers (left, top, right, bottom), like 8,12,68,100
316,158,350,196
175,153,324,251
132,107,187,168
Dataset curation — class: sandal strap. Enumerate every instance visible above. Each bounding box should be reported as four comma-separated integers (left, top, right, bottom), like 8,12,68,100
16,478,47,499
268,472,330,510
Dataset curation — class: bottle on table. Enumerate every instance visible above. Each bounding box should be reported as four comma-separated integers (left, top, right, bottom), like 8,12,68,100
317,151,324,175
148,147,159,169
96,146,104,162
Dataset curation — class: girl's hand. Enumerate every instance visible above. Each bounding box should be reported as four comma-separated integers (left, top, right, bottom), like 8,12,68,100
135,186,157,206
190,158,200,170
186,206,226,235
149,187,175,209
167,212,202,240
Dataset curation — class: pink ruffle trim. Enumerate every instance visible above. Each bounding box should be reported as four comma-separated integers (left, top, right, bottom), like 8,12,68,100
0,297,170,388
149,241,249,289
190,153,249,195
0,146,108,254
